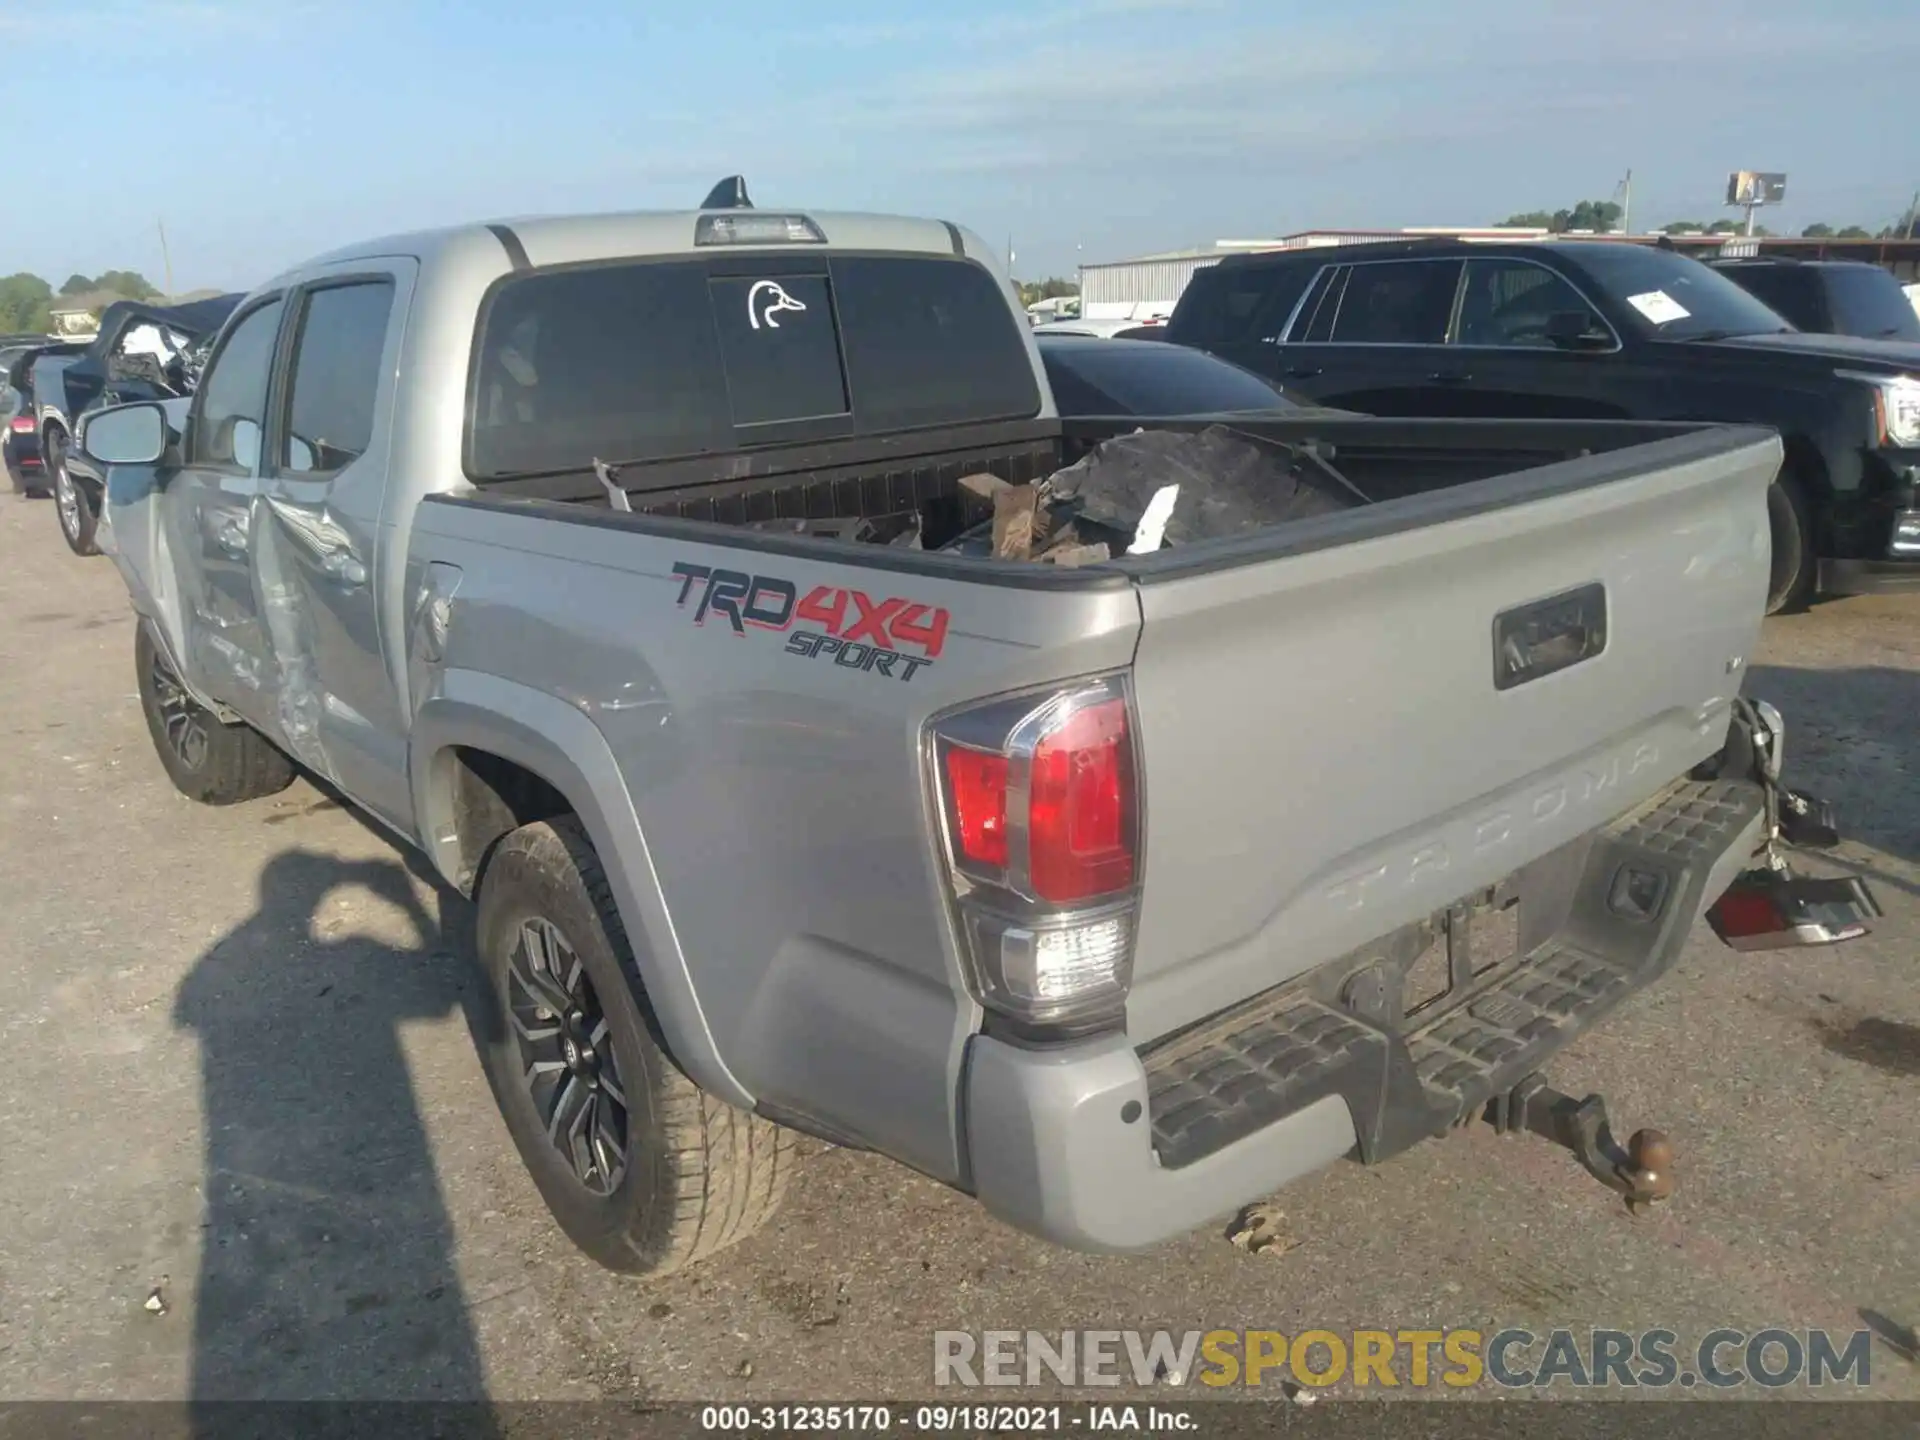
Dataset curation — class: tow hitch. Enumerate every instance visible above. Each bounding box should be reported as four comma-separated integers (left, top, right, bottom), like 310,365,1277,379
1485,1074,1674,1214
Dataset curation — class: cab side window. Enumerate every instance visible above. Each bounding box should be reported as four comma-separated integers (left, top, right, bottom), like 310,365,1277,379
1328,260,1463,345
1456,259,1605,348
282,281,396,476
187,300,285,471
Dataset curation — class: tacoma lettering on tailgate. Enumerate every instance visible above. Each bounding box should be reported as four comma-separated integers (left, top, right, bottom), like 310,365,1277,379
1322,741,1664,913
671,562,950,683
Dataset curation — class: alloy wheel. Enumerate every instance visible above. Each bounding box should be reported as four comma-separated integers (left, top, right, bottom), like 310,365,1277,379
507,917,630,1196
148,644,209,771
53,452,79,541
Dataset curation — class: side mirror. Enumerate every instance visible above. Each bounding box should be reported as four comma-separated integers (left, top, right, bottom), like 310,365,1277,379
1545,310,1612,351
80,401,168,466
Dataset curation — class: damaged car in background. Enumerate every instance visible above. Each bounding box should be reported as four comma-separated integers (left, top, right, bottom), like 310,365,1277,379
32,293,239,555
82,182,1879,1277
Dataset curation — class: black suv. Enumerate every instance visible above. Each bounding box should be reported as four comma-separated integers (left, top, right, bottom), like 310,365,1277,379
1166,239,1920,611
1707,256,1920,343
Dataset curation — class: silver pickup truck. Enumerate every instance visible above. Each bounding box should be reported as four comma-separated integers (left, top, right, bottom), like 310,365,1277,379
81,187,1877,1277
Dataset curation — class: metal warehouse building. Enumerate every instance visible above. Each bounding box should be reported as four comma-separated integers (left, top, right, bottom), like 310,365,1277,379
1077,246,1241,321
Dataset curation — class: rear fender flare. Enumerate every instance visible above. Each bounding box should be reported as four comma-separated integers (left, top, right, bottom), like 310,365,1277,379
410,669,751,1109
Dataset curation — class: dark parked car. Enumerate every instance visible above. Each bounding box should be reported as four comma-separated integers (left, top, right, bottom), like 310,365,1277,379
1707,257,1920,344
1035,332,1320,417
1165,238,1920,610
32,293,240,554
3,344,55,496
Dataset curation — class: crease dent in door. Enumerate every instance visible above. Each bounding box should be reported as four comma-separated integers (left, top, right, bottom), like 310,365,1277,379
251,493,363,782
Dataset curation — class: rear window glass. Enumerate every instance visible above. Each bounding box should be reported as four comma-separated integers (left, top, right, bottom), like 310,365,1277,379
1170,264,1306,345
1719,267,1822,330
708,273,850,426
1822,267,1920,341
468,254,1039,480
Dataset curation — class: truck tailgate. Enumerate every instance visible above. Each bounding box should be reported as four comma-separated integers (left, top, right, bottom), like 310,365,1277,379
1122,427,1779,1044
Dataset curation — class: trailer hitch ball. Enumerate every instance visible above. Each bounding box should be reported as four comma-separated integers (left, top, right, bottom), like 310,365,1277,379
1621,1128,1674,1213
1485,1074,1676,1213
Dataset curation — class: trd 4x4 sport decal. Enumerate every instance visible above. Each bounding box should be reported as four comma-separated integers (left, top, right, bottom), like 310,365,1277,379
671,562,950,683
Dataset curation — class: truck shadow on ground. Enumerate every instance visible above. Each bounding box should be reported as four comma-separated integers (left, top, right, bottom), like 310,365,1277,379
1744,661,1920,884
173,846,501,1423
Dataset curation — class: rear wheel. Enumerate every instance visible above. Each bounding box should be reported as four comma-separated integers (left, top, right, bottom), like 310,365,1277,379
46,428,99,556
135,626,295,804
475,816,796,1276
1764,471,1816,615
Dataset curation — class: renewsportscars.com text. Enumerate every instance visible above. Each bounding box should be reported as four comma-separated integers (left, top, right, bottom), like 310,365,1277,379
932,1327,1876,1391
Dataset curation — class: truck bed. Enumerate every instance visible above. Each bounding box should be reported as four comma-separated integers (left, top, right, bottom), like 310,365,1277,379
481,414,1728,551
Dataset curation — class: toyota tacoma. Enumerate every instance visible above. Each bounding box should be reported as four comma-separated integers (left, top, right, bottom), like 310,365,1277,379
81,183,1877,1274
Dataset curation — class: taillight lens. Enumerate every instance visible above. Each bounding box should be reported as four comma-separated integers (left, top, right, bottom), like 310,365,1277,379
1029,698,1133,901
944,746,1009,868
7,416,32,433
929,675,1142,1030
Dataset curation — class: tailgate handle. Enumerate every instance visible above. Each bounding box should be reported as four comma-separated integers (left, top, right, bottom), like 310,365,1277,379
1493,582,1607,691
1426,370,1472,384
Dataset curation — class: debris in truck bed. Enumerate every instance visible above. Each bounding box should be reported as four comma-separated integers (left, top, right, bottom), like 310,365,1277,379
992,484,1039,559
743,512,922,548
1046,425,1360,547
958,472,1011,501
1041,541,1110,567
1126,483,1180,555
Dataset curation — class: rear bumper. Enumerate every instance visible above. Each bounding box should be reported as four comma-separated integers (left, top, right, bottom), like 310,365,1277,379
963,773,1767,1252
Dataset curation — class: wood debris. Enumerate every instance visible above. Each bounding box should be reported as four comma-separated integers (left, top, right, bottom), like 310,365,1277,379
992,485,1039,560
1226,1201,1301,1259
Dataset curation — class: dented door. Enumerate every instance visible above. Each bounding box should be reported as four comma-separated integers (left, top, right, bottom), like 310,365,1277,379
258,265,416,832
161,296,288,728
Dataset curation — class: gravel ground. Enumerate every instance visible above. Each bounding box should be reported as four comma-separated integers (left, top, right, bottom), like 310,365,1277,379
0,490,1914,1406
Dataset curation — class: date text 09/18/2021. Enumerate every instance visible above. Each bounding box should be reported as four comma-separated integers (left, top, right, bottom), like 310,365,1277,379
701,1405,1195,1433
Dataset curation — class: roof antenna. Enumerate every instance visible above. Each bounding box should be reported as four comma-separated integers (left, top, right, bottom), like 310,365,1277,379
701,175,753,210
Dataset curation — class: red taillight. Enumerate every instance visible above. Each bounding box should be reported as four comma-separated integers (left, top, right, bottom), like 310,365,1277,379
945,746,1010,868
1029,698,1134,901
1706,887,1785,939
7,416,32,433
930,674,1142,1029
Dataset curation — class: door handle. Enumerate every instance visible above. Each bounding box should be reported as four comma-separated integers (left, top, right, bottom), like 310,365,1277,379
1285,366,1323,379
1426,371,1472,384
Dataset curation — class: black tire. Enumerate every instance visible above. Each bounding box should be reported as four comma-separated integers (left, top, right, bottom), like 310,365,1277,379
135,625,296,805
46,427,100,556
1765,470,1816,616
475,816,796,1276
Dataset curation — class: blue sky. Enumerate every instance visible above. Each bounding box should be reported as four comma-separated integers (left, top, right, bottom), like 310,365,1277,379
3,0,1916,292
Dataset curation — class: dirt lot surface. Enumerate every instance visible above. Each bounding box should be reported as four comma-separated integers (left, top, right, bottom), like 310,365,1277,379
0,492,1915,1405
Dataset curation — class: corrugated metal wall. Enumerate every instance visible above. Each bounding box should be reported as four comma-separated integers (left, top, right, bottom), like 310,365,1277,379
1078,254,1221,317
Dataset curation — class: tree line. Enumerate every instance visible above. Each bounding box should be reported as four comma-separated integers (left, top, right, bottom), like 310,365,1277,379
0,270,162,335
1497,197,1919,242
1016,277,1079,308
